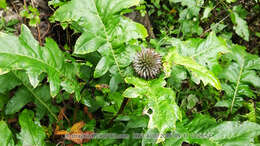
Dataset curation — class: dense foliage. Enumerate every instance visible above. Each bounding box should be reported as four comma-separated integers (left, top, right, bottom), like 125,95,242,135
0,0,259,145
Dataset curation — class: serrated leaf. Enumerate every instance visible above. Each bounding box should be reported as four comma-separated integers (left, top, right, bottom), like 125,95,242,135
166,114,260,146
18,109,46,146
220,45,260,113
172,32,229,73
5,87,33,115
52,0,147,78
0,25,80,99
124,76,181,143
164,48,222,90
164,32,229,90
145,87,181,143
0,121,15,146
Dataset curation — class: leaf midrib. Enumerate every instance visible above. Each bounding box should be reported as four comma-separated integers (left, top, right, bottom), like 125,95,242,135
90,0,123,77
0,52,61,76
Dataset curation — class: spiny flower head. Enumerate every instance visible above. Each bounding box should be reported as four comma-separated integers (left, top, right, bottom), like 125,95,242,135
133,48,162,79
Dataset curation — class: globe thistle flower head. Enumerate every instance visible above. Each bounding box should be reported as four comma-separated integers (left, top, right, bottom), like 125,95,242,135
133,49,162,79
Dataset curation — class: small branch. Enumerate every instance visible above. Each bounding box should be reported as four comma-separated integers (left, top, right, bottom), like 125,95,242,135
84,106,93,120
41,22,51,39
107,98,130,127
200,14,230,37
37,25,42,46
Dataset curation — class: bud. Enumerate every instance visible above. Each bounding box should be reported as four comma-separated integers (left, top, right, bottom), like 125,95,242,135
133,49,162,79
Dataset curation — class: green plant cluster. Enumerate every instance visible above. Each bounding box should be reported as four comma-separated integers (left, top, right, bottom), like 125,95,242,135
0,0,259,145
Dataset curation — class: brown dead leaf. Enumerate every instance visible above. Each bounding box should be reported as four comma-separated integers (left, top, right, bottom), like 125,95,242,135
95,84,109,91
54,121,93,144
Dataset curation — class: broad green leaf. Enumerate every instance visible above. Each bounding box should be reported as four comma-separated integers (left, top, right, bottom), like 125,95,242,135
167,65,187,89
145,87,181,143
164,48,222,90
166,114,260,146
13,71,58,121
170,0,196,8
52,0,147,77
170,0,203,36
0,121,15,146
0,94,8,110
18,109,46,146
181,94,199,110
5,87,33,115
219,45,260,113
0,25,80,99
201,6,213,20
167,32,229,74
0,0,7,9
164,32,229,90
226,0,237,3
33,85,57,120
0,72,21,93
230,7,249,41
244,101,257,122
124,76,181,143
94,57,113,78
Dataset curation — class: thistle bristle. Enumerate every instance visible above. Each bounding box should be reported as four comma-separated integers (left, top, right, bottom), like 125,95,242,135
133,48,162,79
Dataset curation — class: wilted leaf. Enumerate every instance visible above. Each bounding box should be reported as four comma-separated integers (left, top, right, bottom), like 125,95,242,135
55,121,93,144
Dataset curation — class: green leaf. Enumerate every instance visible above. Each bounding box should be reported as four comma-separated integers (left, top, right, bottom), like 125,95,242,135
0,72,21,93
5,87,33,115
181,94,199,110
169,32,229,73
170,0,196,8
53,0,146,53
164,48,222,90
0,0,7,9
226,0,237,3
201,6,213,20
164,32,230,90
167,65,187,89
0,94,8,110
94,57,113,78
18,109,46,146
145,87,181,143
219,45,260,113
0,121,15,146
0,25,80,99
230,7,249,41
52,0,147,77
13,71,58,121
166,114,260,146
124,76,181,143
